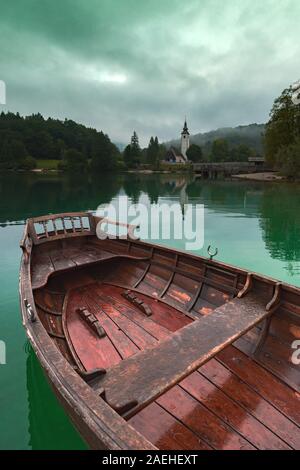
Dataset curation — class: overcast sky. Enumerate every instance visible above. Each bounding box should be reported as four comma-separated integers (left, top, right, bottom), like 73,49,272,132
0,0,299,146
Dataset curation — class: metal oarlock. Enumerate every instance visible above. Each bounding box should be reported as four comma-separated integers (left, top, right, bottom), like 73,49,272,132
207,245,218,260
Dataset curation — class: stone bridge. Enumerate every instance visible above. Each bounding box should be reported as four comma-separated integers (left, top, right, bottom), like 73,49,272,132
192,161,267,178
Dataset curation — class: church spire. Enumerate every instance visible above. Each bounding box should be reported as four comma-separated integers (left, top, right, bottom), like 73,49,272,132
182,118,189,135
180,117,190,160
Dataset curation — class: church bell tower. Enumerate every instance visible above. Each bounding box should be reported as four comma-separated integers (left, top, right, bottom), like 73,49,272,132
181,118,190,160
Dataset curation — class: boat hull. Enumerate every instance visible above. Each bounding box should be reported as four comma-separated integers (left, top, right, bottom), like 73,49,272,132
19,212,300,450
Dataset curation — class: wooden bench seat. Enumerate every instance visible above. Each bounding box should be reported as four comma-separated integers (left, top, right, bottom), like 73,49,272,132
31,245,149,290
95,293,272,417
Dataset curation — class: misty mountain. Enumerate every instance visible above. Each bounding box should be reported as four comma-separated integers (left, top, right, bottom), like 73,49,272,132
165,123,265,155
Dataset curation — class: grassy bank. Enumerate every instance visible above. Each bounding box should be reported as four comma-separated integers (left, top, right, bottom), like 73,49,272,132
36,159,60,170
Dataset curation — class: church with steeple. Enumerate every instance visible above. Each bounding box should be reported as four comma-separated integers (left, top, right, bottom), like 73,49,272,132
180,119,190,160
165,119,190,163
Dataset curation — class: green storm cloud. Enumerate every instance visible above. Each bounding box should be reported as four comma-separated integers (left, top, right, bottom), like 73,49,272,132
0,0,299,145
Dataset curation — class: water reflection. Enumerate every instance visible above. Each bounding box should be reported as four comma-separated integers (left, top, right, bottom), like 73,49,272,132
3,171,299,449
26,345,87,449
259,184,300,262
0,172,124,223
1,171,300,269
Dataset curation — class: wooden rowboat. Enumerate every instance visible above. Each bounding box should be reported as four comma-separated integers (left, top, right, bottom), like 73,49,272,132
19,212,300,450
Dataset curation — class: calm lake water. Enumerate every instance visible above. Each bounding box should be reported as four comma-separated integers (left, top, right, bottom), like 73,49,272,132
0,171,300,449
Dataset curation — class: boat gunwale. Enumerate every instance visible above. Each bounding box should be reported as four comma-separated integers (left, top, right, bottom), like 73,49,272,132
24,212,300,296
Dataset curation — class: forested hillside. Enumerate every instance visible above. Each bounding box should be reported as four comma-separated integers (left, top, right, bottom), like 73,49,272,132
0,112,120,170
165,123,265,158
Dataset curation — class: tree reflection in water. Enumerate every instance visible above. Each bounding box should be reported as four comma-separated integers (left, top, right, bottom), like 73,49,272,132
26,345,87,449
259,184,300,264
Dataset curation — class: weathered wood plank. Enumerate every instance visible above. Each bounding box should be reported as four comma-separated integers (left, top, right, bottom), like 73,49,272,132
217,346,300,425
31,253,55,289
102,281,195,328
200,358,300,449
83,292,139,360
93,284,192,335
98,288,170,341
181,372,291,449
64,290,122,370
157,387,255,450
50,250,77,271
32,245,151,290
95,293,271,416
129,402,212,450
90,285,157,350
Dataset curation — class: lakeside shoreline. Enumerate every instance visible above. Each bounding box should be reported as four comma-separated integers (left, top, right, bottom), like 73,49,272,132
232,172,285,182
1,168,298,183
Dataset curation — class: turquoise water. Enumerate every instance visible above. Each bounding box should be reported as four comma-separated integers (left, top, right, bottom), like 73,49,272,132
0,172,299,449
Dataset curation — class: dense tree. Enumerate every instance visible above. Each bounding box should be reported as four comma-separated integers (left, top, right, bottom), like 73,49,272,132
146,136,160,166
26,130,54,159
0,137,30,169
123,131,142,168
157,144,167,166
130,131,142,167
186,144,203,162
90,133,119,171
0,139,15,169
11,139,28,161
210,138,229,162
259,182,300,261
123,144,132,168
274,137,300,178
208,139,257,162
0,111,120,171
63,149,88,173
231,144,255,162
19,156,36,170
264,85,300,176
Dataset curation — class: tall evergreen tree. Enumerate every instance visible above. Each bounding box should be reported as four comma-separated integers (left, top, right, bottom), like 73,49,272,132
131,131,139,148
146,136,160,166
123,131,142,168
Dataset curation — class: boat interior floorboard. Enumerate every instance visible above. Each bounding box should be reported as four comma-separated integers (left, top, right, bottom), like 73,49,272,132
57,282,300,450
